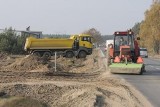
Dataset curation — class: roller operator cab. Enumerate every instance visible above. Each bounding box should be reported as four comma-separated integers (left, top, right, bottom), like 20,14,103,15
108,30,145,75
24,34,93,59
112,31,136,62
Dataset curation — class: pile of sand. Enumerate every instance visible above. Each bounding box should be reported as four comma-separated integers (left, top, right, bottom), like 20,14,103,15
0,78,151,107
53,49,100,73
0,52,8,60
6,56,47,71
0,49,100,73
0,96,48,107
1,55,63,72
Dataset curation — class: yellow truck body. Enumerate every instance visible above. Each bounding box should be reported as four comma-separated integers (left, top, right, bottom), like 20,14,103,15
24,37,74,50
24,34,93,58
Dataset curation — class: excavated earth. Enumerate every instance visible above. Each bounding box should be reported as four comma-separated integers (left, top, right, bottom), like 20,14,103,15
0,50,152,107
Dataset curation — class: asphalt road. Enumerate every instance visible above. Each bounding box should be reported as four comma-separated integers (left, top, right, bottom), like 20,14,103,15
100,48,160,107
115,58,160,107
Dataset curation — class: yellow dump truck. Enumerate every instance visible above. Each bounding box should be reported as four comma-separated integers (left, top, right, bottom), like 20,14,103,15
24,34,93,58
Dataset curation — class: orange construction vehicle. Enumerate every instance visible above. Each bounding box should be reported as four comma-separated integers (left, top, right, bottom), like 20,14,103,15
107,30,145,74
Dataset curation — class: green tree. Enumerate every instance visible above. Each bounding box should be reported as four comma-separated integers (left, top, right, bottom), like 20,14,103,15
0,27,16,53
0,38,10,52
16,36,26,54
0,27,26,54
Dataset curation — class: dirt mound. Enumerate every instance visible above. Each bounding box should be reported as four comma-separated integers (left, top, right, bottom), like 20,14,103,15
1,55,64,72
0,50,100,74
0,52,8,60
1,55,47,71
0,78,149,107
55,50,100,73
0,49,152,107
0,53,13,69
0,96,48,107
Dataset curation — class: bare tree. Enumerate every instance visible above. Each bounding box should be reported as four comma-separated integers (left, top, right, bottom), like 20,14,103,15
83,28,102,44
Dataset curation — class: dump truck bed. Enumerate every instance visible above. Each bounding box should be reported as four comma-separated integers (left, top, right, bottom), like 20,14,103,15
24,37,74,50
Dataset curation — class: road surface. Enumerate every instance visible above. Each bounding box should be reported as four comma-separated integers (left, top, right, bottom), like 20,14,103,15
115,58,160,107
100,48,160,107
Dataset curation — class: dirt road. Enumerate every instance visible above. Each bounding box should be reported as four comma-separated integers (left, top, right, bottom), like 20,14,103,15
0,50,152,107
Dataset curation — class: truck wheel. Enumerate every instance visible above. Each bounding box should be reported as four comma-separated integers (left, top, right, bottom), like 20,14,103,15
139,68,143,75
78,51,86,58
43,52,51,59
33,52,41,57
139,65,145,75
66,51,74,58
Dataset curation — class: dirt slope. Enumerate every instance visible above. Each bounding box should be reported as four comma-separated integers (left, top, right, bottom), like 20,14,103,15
0,49,152,107
0,74,151,107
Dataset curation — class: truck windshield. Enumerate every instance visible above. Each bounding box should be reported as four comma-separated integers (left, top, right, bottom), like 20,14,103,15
114,35,134,51
82,37,92,43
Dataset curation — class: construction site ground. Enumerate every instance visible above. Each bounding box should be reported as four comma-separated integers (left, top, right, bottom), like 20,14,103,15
0,50,152,107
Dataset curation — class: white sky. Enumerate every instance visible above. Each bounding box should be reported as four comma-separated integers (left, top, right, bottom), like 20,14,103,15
0,0,152,35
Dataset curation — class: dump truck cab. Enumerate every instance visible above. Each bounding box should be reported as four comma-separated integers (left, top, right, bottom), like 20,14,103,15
71,34,93,58
71,34,93,49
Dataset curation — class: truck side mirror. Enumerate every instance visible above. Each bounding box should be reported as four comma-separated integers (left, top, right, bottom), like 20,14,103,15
137,37,140,40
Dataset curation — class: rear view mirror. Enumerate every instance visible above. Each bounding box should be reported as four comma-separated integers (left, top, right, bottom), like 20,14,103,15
137,37,140,40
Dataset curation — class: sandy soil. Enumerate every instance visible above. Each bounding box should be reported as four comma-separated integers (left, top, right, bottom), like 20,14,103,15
0,50,152,107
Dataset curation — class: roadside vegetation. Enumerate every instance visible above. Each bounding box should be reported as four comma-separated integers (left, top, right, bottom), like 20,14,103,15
132,1,160,55
0,28,26,54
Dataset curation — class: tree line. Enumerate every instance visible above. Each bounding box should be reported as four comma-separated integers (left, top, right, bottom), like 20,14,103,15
132,1,160,54
0,28,26,54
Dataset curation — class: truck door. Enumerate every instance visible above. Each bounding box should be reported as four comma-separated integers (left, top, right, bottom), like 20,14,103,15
79,36,92,49
73,37,79,50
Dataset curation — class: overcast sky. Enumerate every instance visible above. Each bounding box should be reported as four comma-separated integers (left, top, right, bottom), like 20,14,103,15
0,0,152,35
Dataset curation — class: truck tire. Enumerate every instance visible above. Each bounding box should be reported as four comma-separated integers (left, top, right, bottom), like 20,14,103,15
78,51,86,58
139,65,145,75
43,52,51,59
33,52,41,57
66,51,74,58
